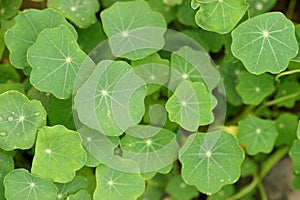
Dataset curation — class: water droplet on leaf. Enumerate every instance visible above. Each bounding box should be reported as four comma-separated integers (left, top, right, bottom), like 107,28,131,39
34,112,40,117
7,117,13,122
0,132,7,137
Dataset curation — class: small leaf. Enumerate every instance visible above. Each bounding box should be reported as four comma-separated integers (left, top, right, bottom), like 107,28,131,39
27,25,87,99
248,0,278,16
0,64,20,83
31,125,87,183
5,9,77,70
240,158,257,178
289,140,300,174
177,0,197,27
166,81,215,131
179,131,244,194
236,72,275,105
67,190,91,200
75,60,146,136
0,83,24,94
94,164,145,200
55,176,88,199
210,185,235,200
101,0,166,60
148,0,177,23
3,169,57,200
47,0,100,29
274,80,300,108
193,0,248,34
231,12,298,74
138,184,163,200
275,113,298,146
0,0,22,21
238,115,278,155
0,90,46,151
0,152,14,200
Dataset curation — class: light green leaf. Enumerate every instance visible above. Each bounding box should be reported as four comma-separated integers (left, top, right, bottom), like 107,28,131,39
169,46,220,92
148,0,177,23
55,176,88,199
3,168,57,200
193,0,248,34
101,0,166,60
289,140,300,174
231,12,298,74
75,60,146,136
47,0,100,29
5,8,77,70
0,152,14,200
179,131,244,194
121,125,179,172
238,115,278,155
275,113,298,146
166,81,215,131
0,90,46,151
27,25,87,99
165,175,199,200
67,190,91,200
248,0,278,16
274,80,300,108
0,0,22,21
94,164,145,200
31,125,87,183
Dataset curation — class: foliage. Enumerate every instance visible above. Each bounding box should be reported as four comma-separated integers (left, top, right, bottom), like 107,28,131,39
0,0,299,199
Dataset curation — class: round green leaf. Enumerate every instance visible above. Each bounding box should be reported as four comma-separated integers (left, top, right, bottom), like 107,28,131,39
165,175,199,200
0,0,22,21
179,131,244,194
236,71,275,105
47,0,100,29
290,140,300,174
237,115,278,155
3,169,57,200
27,25,87,99
94,164,145,200
31,125,87,183
166,81,215,131
55,176,88,199
231,12,299,74
5,8,77,70
248,0,278,16
193,0,248,34
121,125,179,172
275,113,298,146
0,90,46,151
67,190,91,200
75,60,146,136
100,0,166,60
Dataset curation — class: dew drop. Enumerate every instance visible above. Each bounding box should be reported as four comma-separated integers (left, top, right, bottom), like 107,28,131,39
255,2,263,10
7,117,13,122
34,112,40,117
0,132,7,137
220,179,224,182
207,193,211,196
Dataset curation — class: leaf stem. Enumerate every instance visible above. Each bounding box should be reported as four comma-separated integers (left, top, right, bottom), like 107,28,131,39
275,69,300,82
227,147,289,200
286,0,297,19
263,91,300,107
257,181,267,200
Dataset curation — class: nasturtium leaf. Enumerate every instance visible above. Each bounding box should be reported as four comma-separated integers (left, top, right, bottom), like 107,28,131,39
27,87,52,108
27,25,87,99
3,168,57,200
248,0,278,16
236,72,275,105
75,60,146,136
240,158,257,178
177,0,197,27
166,81,215,131
292,174,300,190
94,165,145,200
148,0,177,23
0,0,22,21
210,185,235,200
101,0,166,60
231,12,298,74
121,125,179,172
0,90,46,151
238,115,278,155
274,80,300,108
5,8,77,70
0,64,20,83
169,46,220,92
0,83,24,94
48,97,75,130
67,190,91,200
47,0,100,29
31,125,87,183
289,140,300,174
220,61,245,106
179,131,244,194
138,185,163,200
55,176,88,199
165,175,199,200
193,0,248,34
0,152,13,200
275,113,298,146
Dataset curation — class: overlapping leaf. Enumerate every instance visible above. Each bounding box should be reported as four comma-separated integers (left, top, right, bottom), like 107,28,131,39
0,0,22,21
274,80,300,108
55,176,88,199
248,0,278,16
0,90,46,151
0,152,14,200
67,190,91,200
275,113,298,146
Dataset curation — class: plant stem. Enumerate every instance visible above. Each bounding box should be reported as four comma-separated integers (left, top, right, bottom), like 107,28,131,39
275,69,300,82
263,91,300,107
227,147,289,200
257,181,267,200
287,0,297,19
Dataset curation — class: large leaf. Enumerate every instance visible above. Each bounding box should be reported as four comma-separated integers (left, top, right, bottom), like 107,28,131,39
47,0,100,28
0,0,22,21
31,125,87,183
231,12,298,74
3,169,57,200
94,164,145,200
0,90,46,151
179,131,244,194
237,115,278,155
75,60,147,136
192,0,248,34
166,81,215,131
27,25,87,99
5,9,77,70
100,0,166,60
